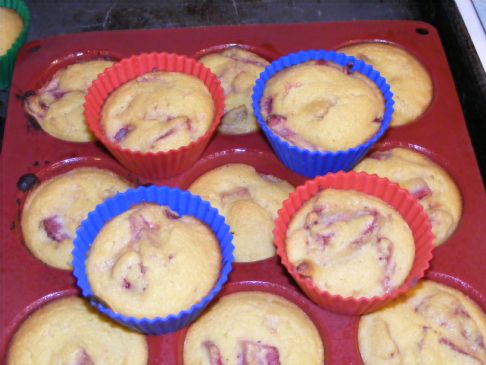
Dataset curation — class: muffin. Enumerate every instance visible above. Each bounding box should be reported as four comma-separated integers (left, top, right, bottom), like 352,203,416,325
338,42,433,127
354,147,462,246
359,280,486,365
189,163,293,262
24,60,115,142
286,188,415,298
86,203,221,318
7,297,148,365
100,71,214,153
199,47,270,134
260,61,384,151
0,7,23,56
183,291,324,364
21,167,131,270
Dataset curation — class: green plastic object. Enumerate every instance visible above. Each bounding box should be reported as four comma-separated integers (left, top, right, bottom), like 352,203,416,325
0,0,30,89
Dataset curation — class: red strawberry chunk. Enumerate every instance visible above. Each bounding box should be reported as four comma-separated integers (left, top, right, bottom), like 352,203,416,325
258,173,282,184
315,232,334,249
151,118,193,146
283,82,302,97
376,237,396,293
267,115,317,150
408,179,432,200
295,260,313,278
41,215,70,242
369,150,392,161
261,97,273,115
241,340,280,365
267,115,287,130
114,125,133,142
439,338,482,362
129,211,160,241
221,187,251,206
203,341,225,365
361,209,380,235
154,127,176,142
76,349,95,365
122,278,131,289
228,54,268,68
164,208,180,220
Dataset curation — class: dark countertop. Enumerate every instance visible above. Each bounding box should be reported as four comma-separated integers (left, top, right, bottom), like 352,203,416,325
1,0,485,181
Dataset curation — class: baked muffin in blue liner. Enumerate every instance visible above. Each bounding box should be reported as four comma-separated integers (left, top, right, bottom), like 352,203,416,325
252,49,394,178
72,185,234,335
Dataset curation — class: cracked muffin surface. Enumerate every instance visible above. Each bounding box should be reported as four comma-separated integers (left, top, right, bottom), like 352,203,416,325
359,280,486,365
101,71,214,153
7,297,148,365
354,147,461,246
86,203,221,318
21,167,131,270
183,291,324,365
25,60,114,142
189,163,293,262
199,47,270,134
286,188,415,298
260,62,384,151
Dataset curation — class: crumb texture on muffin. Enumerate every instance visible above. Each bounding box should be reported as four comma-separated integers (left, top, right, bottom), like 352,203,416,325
359,280,486,365
86,203,221,318
338,42,433,126
0,8,23,56
7,297,148,365
21,167,130,270
101,71,214,153
260,62,384,151
189,163,293,262
286,188,415,298
199,47,270,134
184,291,324,365
25,60,115,142
354,147,462,245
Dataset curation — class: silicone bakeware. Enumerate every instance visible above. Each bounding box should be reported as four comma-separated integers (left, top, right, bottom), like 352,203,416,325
1,21,485,364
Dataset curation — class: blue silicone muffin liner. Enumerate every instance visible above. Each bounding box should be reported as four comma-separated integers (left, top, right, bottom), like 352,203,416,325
72,185,234,335
251,49,394,178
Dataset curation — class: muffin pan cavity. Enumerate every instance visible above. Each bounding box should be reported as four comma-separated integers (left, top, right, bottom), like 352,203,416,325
15,156,136,255
175,281,330,365
193,43,281,63
177,148,305,189
355,141,463,247
334,39,435,127
2,289,77,363
194,44,281,136
354,271,486,365
29,49,122,90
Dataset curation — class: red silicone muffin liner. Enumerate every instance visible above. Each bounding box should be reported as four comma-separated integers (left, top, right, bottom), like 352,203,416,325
273,171,435,315
84,52,225,179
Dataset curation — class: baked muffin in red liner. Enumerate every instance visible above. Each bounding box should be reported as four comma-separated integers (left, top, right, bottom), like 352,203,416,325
84,52,225,179
274,171,434,315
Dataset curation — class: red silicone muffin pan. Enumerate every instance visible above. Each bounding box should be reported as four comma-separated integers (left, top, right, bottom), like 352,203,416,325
1,21,485,364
